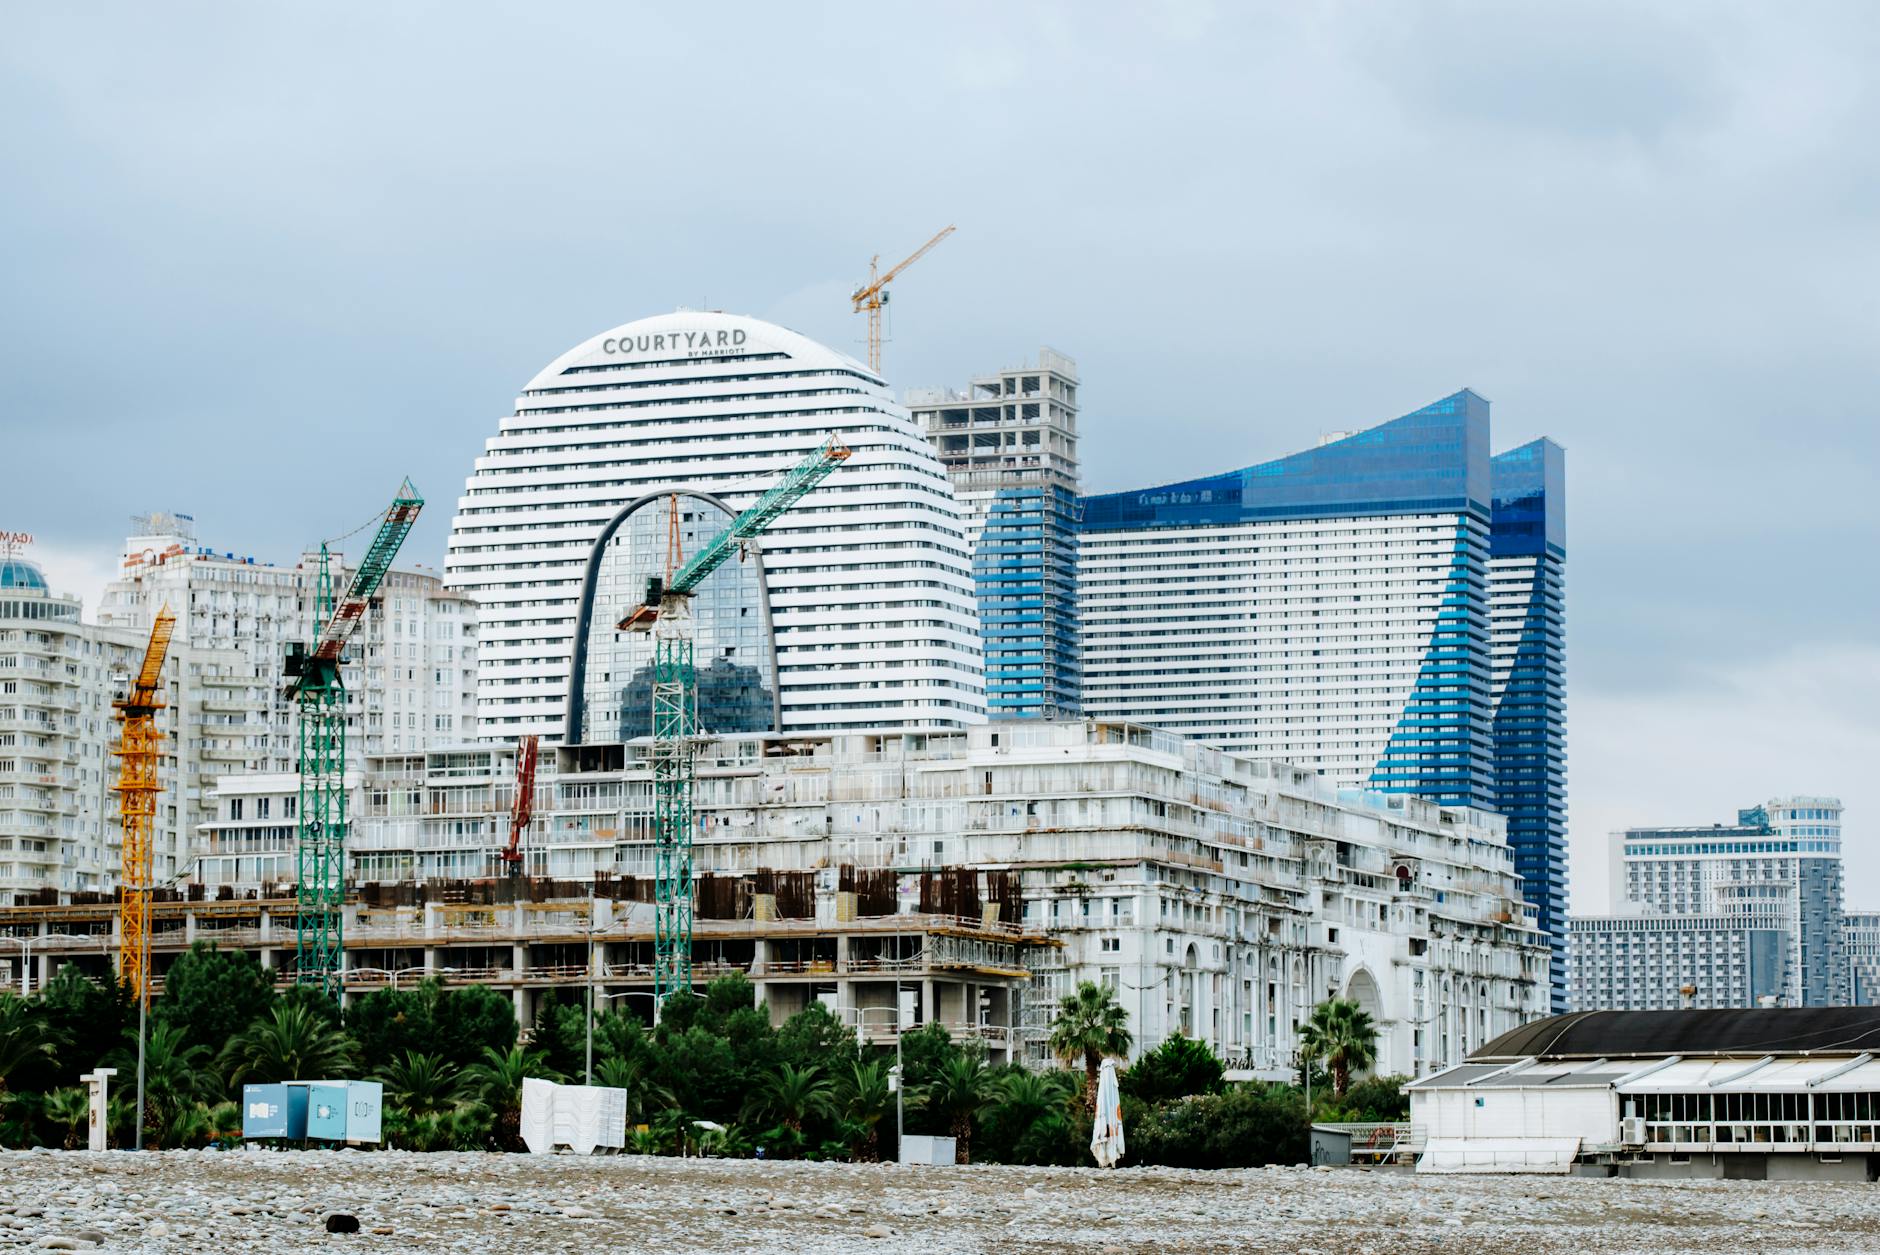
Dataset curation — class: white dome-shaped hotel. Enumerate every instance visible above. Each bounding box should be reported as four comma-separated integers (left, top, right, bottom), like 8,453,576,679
445,311,984,741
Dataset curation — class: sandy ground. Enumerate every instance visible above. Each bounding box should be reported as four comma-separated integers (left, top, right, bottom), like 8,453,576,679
1,1149,1873,1253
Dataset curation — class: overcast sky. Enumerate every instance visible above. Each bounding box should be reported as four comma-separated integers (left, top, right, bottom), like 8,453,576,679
5,3,1876,913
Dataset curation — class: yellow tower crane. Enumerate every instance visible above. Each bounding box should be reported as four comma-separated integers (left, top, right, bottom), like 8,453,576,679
850,224,955,374
115,605,175,1002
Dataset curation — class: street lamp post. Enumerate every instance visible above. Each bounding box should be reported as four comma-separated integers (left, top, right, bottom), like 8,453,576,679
851,1003,906,1161
0,932,98,997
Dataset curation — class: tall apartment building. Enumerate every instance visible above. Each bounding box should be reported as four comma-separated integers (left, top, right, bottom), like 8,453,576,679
96,512,477,891
189,720,1547,1073
909,350,1081,719
445,311,984,741
0,552,142,903
1078,390,1569,1005
1847,910,1880,1005
1569,797,1847,1010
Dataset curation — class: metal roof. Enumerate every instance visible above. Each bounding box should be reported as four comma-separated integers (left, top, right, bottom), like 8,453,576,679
1470,1008,1880,1062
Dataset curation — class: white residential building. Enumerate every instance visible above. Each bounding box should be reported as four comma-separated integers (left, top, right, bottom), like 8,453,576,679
444,310,984,742
1570,797,1847,1011
908,349,1082,720
96,512,477,890
0,553,142,903
195,720,1549,1075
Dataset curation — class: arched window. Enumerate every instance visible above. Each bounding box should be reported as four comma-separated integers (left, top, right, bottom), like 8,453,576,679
565,492,779,744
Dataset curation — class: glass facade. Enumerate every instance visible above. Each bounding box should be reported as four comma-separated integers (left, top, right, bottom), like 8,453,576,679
1078,389,1568,1008
911,350,1082,724
1080,391,1491,530
1577,798,1847,1012
569,493,777,745
1490,438,1568,1008
977,483,1081,718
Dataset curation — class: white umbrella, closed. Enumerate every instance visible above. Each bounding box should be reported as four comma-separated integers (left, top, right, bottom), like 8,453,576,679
1090,1057,1125,1168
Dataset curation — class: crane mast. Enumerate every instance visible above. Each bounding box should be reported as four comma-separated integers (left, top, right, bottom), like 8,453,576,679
115,606,175,1003
285,480,423,998
618,437,851,1007
850,225,955,374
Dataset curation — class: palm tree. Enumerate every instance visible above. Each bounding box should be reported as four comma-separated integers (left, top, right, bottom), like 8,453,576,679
746,1062,834,1146
112,1021,214,1144
0,994,57,1100
594,1054,672,1125
464,1043,554,1151
218,1002,360,1089
1048,981,1133,1114
1298,998,1377,1096
44,1086,91,1150
837,1058,892,1161
379,1051,465,1119
918,1052,994,1163
985,1069,1079,1163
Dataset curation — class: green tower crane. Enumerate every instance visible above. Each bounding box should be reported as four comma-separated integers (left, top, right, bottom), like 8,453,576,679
617,436,851,1008
285,480,424,998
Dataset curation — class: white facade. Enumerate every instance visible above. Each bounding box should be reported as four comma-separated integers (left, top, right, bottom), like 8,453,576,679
197,719,1547,1075
906,348,1080,555
1573,796,1847,1010
1410,1021,1880,1179
1848,910,1880,1005
1079,511,1478,778
1569,914,1785,1012
445,311,984,741
96,513,477,890
0,555,142,901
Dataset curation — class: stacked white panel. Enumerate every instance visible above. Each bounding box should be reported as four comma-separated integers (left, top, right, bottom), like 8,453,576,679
446,312,984,741
1078,513,1472,783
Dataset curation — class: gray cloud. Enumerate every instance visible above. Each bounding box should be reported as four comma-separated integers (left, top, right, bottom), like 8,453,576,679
4,1,1877,902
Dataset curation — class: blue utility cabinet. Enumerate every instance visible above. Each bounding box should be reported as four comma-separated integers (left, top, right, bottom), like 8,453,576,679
241,1083,308,1140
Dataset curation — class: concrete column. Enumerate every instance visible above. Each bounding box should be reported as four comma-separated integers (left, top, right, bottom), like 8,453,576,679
184,910,197,944
921,977,935,1027
259,909,272,943
259,947,274,971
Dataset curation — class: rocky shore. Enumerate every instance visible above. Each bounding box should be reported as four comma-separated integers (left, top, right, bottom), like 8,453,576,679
0,1149,1869,1253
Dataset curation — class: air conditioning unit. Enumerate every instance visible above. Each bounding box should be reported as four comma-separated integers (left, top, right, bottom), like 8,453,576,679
1619,1116,1647,1146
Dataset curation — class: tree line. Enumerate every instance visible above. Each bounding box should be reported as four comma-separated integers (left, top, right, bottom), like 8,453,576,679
0,943,1404,1164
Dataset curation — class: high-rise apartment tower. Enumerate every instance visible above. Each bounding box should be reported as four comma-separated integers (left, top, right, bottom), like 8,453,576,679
909,349,1081,720
1077,390,1568,1006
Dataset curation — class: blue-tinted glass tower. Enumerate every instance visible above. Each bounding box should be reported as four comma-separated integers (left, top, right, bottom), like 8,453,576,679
976,482,1082,717
912,349,1082,720
1490,439,1568,1009
1078,389,1567,1007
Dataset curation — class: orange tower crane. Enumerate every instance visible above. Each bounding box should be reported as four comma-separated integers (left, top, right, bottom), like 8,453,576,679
499,734,540,879
115,605,175,1002
849,225,955,374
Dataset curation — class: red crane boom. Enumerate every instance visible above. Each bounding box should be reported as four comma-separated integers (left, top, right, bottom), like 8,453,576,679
500,734,540,878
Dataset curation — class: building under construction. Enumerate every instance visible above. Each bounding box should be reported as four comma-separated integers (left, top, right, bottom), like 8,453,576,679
3,720,1549,1073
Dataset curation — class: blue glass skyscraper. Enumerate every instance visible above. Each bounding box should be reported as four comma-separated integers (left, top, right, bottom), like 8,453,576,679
1490,439,1568,1008
1078,389,1567,1005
